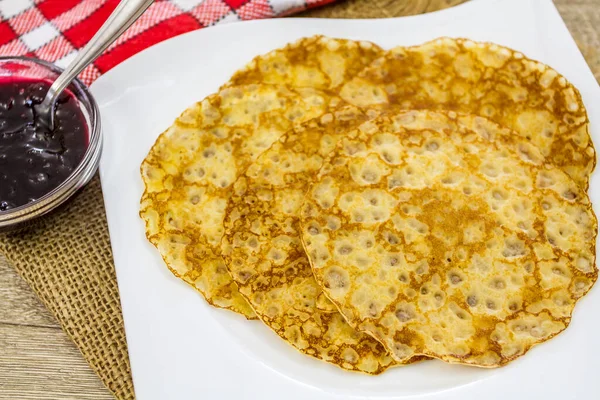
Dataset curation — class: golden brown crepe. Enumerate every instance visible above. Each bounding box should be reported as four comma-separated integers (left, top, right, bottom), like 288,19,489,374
301,110,597,367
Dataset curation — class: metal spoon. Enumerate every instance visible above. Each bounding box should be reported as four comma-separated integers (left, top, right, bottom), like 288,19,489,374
35,0,154,129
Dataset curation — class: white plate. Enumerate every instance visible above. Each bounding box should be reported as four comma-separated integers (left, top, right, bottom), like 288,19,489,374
92,0,600,398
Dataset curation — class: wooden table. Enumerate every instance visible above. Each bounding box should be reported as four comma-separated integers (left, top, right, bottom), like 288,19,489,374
1,0,598,398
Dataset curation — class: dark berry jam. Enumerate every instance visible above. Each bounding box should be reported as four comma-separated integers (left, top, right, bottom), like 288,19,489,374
0,78,88,211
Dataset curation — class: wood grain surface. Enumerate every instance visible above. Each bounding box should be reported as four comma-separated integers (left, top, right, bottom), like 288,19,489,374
0,0,598,399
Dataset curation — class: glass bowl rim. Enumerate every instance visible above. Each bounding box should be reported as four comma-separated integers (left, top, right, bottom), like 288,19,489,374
0,56,103,229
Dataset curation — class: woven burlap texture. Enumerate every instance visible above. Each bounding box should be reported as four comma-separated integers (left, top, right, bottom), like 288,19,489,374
0,176,132,398
0,1,597,399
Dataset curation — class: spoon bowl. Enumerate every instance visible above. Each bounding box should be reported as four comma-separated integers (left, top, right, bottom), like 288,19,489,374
34,0,154,129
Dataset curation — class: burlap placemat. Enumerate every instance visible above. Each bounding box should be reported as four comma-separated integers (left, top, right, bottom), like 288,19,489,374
0,1,597,399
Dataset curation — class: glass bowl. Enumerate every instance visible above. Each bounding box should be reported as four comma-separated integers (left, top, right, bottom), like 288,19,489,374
0,57,102,230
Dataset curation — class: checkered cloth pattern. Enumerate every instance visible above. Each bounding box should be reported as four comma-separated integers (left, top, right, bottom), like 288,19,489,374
0,0,335,85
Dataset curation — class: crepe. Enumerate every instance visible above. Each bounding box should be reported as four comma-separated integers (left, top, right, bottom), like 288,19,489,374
225,35,384,91
340,37,595,188
300,110,597,367
222,104,411,373
140,84,335,318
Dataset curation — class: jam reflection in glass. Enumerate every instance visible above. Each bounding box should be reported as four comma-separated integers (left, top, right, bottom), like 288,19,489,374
0,78,88,211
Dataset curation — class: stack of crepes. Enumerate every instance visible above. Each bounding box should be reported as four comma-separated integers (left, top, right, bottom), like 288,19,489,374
140,36,598,373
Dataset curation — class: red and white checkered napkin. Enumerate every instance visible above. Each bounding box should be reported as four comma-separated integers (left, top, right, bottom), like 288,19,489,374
0,0,335,85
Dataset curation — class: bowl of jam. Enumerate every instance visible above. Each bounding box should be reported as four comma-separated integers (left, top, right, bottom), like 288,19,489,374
0,57,102,230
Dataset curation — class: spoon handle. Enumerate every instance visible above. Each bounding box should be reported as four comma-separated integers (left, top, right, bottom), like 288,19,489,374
42,0,154,123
